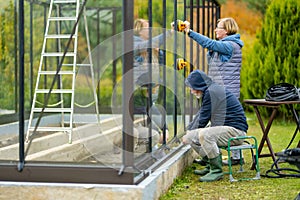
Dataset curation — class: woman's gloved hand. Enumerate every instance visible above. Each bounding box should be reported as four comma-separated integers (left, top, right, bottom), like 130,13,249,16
183,21,190,34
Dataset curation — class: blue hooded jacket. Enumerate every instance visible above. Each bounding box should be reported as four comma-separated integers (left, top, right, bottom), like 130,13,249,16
185,70,248,132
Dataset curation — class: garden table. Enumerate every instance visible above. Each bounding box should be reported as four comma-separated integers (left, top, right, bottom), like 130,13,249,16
243,99,300,169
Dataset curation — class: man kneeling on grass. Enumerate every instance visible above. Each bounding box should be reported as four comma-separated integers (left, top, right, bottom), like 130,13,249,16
182,70,248,182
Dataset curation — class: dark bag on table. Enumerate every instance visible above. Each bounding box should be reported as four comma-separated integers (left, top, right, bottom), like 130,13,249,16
265,83,300,101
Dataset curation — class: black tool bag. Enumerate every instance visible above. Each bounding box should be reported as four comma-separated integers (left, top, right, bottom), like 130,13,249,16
265,83,300,101
276,148,300,170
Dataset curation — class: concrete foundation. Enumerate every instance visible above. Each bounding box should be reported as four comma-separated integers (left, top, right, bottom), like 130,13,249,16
0,145,196,200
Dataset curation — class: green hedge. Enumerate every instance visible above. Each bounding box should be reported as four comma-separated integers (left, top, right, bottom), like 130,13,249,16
241,0,300,118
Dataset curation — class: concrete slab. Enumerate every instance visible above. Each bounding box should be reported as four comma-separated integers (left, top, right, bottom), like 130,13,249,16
0,145,196,200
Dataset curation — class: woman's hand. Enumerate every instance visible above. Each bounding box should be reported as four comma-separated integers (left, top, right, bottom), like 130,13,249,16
170,22,175,33
183,21,190,33
170,20,190,34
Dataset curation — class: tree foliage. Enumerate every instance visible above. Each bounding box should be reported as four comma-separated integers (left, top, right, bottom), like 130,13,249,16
241,0,300,117
240,0,270,15
221,0,271,15
0,1,16,110
221,0,263,35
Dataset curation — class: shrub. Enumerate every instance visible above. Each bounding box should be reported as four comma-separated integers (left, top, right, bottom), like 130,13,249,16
241,0,300,118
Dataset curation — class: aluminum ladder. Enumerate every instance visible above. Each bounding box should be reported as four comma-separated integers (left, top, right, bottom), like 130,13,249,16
26,0,99,143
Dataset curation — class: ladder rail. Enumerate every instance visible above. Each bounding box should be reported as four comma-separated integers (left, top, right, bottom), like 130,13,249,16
83,5,100,123
26,0,56,141
55,2,65,129
68,0,81,134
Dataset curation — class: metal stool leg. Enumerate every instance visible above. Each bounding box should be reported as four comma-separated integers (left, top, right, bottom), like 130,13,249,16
226,145,235,182
223,136,260,182
253,136,261,180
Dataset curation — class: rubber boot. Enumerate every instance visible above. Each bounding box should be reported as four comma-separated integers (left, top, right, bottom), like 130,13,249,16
193,158,208,166
194,156,210,175
199,154,223,182
194,165,210,176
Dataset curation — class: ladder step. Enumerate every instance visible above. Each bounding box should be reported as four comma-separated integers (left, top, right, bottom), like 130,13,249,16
36,89,73,93
28,127,72,132
45,34,76,39
39,71,74,75
53,0,77,3
49,17,77,21
32,108,72,112
63,63,91,67
42,52,76,57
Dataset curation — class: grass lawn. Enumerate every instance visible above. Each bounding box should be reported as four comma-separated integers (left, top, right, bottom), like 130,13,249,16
160,112,300,200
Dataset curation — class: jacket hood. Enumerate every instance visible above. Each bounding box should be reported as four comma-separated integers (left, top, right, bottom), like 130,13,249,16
185,70,212,91
222,33,244,47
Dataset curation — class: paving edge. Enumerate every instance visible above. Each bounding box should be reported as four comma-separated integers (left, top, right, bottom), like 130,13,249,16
0,145,196,200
